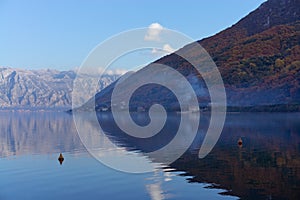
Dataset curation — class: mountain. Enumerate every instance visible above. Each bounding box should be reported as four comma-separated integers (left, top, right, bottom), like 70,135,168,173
198,0,300,108
88,0,300,112
0,67,119,110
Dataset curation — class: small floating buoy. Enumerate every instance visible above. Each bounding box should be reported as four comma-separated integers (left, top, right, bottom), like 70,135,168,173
58,153,64,165
238,138,243,146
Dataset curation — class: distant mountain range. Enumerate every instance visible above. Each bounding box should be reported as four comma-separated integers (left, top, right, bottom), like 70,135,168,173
2,0,299,112
0,67,118,110
86,0,300,112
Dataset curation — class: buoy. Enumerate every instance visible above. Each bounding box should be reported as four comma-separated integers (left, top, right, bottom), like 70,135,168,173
238,138,243,146
58,153,64,165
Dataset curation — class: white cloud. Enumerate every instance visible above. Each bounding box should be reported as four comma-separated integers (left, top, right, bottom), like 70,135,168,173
151,43,176,56
151,48,160,55
105,69,128,75
144,23,164,41
162,44,175,53
74,67,128,76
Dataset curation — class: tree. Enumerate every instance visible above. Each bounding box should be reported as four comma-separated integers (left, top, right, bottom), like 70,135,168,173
275,58,285,69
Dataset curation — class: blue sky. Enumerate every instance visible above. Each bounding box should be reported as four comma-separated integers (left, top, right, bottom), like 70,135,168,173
0,0,266,70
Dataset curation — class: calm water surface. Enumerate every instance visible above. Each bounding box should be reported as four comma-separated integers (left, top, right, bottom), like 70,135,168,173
0,111,299,200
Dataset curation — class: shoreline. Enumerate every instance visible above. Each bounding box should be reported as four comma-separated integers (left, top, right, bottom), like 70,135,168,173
1,103,299,113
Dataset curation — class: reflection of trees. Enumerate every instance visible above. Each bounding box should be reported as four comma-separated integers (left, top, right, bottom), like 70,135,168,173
91,112,300,199
0,112,83,157
92,112,300,199
170,113,300,199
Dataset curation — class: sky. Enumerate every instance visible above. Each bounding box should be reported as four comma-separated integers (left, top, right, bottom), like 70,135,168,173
0,0,266,70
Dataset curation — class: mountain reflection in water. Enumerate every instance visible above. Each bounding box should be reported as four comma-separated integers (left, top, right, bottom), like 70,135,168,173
92,112,300,199
0,112,84,157
0,111,299,199
171,113,300,200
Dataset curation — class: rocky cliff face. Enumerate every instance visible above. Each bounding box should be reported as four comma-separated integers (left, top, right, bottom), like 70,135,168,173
0,67,119,110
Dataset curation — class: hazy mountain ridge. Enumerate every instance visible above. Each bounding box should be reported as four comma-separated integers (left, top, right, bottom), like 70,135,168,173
89,0,300,111
157,0,300,107
0,67,119,110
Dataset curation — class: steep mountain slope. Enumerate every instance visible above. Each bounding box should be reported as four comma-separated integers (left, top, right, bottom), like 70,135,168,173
0,67,118,110
89,0,300,111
